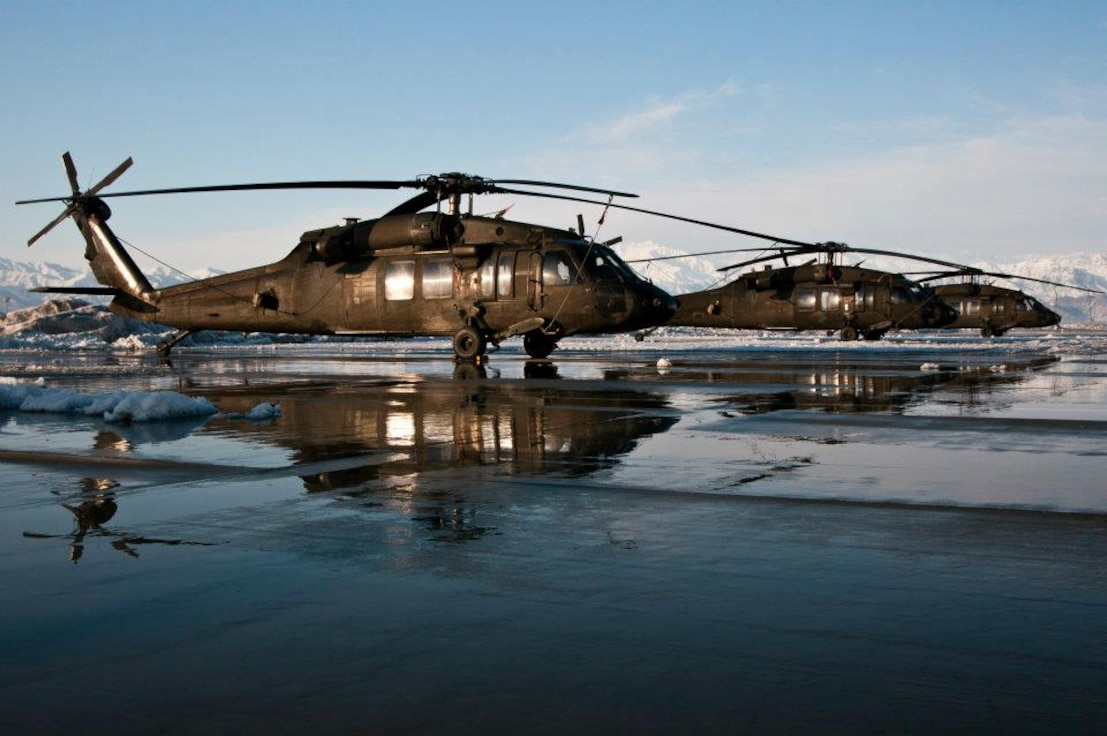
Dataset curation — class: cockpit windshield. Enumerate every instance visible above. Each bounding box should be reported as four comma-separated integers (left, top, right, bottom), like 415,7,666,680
890,279,928,304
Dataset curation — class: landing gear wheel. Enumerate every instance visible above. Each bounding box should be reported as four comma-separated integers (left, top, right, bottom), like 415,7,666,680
523,330,557,359
839,325,859,341
453,327,486,361
981,324,995,338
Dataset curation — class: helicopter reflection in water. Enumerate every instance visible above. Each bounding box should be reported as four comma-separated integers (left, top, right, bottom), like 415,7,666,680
23,476,216,562
22,429,218,562
202,378,678,539
605,355,1061,416
208,378,678,487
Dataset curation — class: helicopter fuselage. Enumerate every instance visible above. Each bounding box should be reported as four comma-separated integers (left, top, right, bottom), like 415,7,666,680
931,283,1060,336
668,263,956,340
102,213,676,356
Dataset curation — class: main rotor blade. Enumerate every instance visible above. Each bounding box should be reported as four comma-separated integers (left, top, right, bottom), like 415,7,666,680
923,269,1104,293
986,272,1104,293
624,247,780,264
826,246,971,272
17,179,426,205
492,179,638,198
717,244,974,274
491,188,815,247
717,247,818,273
62,152,80,195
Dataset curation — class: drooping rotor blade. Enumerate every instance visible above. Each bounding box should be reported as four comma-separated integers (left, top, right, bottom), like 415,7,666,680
62,152,80,195
384,190,445,217
825,246,972,272
492,179,638,198
918,269,1104,294
717,243,974,274
26,205,76,246
717,246,818,273
624,247,784,264
491,187,815,247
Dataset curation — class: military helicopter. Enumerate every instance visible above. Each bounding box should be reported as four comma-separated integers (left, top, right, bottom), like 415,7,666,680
906,268,1102,337
17,153,678,361
626,241,960,340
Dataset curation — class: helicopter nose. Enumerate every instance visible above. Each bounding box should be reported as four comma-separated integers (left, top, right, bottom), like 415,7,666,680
657,294,679,320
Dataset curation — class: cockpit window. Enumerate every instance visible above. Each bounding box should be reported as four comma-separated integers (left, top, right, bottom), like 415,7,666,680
543,251,580,286
601,248,644,283
1017,298,1034,312
587,254,621,282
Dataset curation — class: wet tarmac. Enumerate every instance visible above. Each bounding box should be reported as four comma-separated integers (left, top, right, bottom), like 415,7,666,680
1,330,1105,734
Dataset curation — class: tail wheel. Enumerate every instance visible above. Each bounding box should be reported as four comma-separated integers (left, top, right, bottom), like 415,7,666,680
523,329,557,359
453,327,487,361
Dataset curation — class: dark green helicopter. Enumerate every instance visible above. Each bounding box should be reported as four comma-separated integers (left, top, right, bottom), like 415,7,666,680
661,242,960,340
907,268,1102,336
17,153,678,361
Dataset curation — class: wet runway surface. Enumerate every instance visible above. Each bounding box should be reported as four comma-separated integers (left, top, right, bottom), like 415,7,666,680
1,332,1105,734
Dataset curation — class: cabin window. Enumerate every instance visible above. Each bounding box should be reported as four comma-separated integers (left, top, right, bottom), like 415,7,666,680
543,251,579,286
422,258,453,299
859,283,875,311
961,300,980,315
479,259,495,299
820,289,840,311
497,252,515,297
992,301,1005,314
385,260,416,301
796,289,816,311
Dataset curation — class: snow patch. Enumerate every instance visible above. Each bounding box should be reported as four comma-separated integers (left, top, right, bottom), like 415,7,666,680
0,379,216,422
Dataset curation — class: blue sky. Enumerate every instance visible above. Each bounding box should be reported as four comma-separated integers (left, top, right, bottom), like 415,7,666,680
2,0,1104,273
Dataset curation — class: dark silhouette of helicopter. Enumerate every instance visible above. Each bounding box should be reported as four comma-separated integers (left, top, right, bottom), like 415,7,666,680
907,268,1102,336
17,153,678,361
628,241,959,340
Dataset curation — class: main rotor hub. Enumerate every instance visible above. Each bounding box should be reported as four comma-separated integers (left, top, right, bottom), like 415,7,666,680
418,173,496,196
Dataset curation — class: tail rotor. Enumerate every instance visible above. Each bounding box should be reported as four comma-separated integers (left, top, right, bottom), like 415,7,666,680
23,152,133,246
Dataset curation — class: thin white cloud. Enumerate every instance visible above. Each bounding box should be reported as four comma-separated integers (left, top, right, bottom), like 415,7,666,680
583,81,740,143
614,115,1107,262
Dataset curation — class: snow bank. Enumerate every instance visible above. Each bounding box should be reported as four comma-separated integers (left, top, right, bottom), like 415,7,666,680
0,380,217,422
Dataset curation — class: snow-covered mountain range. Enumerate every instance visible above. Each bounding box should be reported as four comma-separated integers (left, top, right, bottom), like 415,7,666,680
2,247,1104,323
0,257,223,312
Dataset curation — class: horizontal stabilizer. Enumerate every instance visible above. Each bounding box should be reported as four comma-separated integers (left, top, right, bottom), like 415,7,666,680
30,286,123,296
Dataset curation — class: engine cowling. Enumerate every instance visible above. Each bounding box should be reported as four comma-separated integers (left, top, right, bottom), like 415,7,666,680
312,212,463,261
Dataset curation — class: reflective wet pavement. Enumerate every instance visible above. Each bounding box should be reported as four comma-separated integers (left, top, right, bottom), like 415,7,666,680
1,334,1105,734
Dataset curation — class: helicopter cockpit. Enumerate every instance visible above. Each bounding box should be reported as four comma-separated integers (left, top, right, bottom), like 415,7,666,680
889,278,931,305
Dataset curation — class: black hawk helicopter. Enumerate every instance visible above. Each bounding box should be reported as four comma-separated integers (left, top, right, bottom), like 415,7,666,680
906,268,1102,337
627,241,960,340
17,153,678,361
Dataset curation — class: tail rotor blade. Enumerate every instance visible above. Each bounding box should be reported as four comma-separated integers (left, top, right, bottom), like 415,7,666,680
62,152,80,195
86,157,134,197
27,205,76,247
